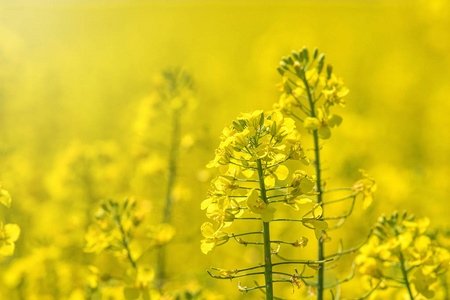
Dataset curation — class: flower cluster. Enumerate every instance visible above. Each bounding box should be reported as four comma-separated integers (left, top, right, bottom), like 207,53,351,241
275,47,349,139
0,186,20,256
356,212,450,299
84,198,142,258
84,198,169,299
201,110,315,254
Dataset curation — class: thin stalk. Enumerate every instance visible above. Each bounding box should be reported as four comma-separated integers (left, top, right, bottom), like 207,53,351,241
443,273,449,300
399,251,415,300
157,107,181,290
257,159,274,300
300,67,325,300
116,216,137,270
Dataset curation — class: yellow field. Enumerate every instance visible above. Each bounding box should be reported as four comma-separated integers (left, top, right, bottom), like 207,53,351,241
0,0,449,299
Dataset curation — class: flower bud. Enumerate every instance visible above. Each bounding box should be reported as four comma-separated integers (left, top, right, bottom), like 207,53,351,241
327,64,333,79
302,47,309,63
277,67,285,76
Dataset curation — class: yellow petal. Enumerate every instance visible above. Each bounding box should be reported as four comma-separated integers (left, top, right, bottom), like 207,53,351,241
201,240,215,254
297,198,314,204
4,224,20,242
328,114,342,127
0,242,15,256
242,168,255,178
201,198,212,210
299,177,315,194
0,189,11,208
264,176,276,189
318,126,331,139
312,204,323,219
261,206,276,222
201,222,215,238
274,165,289,181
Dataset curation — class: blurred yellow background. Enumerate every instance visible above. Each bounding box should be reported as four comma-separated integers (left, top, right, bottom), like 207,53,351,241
0,0,449,299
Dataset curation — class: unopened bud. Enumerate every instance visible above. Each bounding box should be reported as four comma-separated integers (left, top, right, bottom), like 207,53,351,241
287,56,294,65
326,64,333,79
294,61,302,75
313,48,318,59
277,67,285,76
302,47,309,63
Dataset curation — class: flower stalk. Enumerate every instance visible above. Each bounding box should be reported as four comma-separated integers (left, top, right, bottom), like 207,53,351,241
399,250,415,300
257,159,274,299
276,47,377,299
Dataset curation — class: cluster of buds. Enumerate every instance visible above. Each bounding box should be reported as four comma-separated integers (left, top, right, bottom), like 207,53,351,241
276,47,349,139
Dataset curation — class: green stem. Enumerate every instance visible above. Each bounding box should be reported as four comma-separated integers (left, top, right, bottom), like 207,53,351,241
300,67,325,300
257,159,274,300
399,251,415,300
116,216,137,270
443,273,449,300
157,107,181,290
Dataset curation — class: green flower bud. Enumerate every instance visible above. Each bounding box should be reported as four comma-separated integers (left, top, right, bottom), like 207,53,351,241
277,67,285,76
327,64,333,79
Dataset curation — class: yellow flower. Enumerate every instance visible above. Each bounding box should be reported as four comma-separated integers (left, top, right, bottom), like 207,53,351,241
147,223,176,245
0,223,20,256
403,217,430,234
290,170,315,197
288,142,309,165
87,265,100,289
356,257,383,279
412,267,437,299
205,197,243,228
292,237,308,248
238,110,264,135
303,108,342,139
264,165,289,188
284,196,313,210
84,226,113,254
352,169,377,209
303,219,328,240
323,74,349,107
200,222,229,254
211,176,239,191
246,189,275,222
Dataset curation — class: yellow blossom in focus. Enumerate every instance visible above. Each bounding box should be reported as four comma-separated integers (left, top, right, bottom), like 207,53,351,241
290,170,315,197
353,169,377,209
246,188,276,222
200,222,229,254
303,108,342,139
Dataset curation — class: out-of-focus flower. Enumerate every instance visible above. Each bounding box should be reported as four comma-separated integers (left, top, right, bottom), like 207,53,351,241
0,223,20,256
